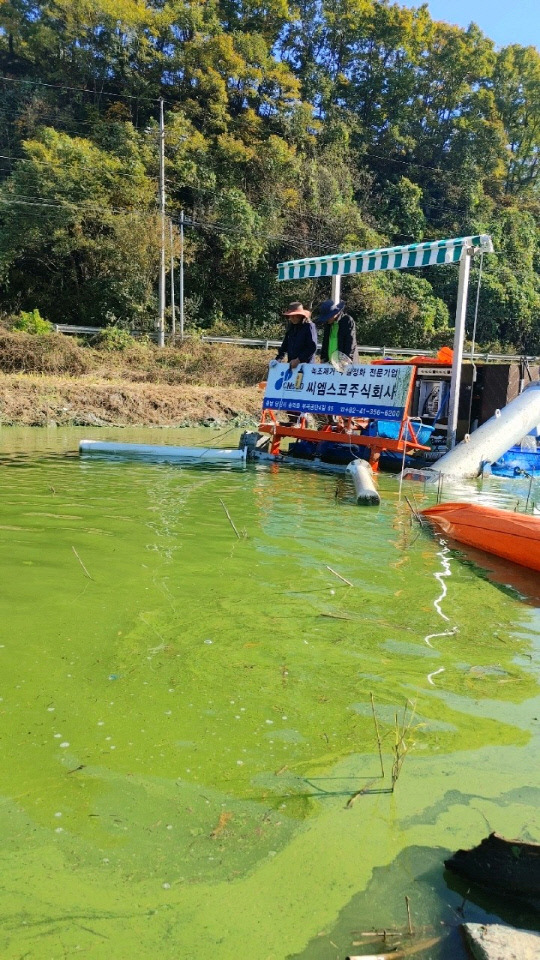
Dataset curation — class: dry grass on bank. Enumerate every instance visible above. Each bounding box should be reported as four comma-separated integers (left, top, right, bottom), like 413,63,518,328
0,373,261,427
0,330,270,426
0,329,272,386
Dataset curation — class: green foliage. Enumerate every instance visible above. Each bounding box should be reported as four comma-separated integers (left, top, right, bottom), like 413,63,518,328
12,309,53,334
350,273,450,348
0,127,160,326
98,326,137,352
381,178,426,242
0,0,539,348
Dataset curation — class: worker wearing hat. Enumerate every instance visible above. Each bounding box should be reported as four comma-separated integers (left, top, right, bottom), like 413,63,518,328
317,299,358,364
275,301,318,369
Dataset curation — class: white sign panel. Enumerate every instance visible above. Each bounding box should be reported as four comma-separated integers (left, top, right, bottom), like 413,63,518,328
263,362,414,420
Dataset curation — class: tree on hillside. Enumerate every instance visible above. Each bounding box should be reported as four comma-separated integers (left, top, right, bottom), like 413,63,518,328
0,0,539,347
0,126,161,325
492,44,540,195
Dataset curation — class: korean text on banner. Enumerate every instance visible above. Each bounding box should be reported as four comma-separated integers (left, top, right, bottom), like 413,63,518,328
263,363,414,420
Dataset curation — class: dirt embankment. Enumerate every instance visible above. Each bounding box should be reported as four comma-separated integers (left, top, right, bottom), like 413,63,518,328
0,374,262,426
0,331,271,426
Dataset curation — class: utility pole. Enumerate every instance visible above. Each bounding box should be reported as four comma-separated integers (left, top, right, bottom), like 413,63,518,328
179,209,184,340
158,98,166,347
447,247,472,449
169,218,175,341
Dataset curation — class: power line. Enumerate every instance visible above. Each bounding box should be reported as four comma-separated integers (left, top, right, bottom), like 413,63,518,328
0,112,100,128
4,147,461,245
0,193,325,258
362,150,448,175
0,74,164,104
0,193,323,251
0,106,150,135
0,192,512,276
1,78,529,197
360,148,531,193
182,214,325,250
0,152,158,183
0,193,156,216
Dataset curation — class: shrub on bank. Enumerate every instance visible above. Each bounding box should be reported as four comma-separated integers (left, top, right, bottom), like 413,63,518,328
97,326,138,352
12,309,54,335
0,329,90,375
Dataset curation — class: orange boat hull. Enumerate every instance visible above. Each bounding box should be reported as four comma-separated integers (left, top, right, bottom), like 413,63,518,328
421,502,540,573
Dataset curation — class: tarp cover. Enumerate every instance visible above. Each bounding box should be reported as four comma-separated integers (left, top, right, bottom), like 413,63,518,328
278,235,493,281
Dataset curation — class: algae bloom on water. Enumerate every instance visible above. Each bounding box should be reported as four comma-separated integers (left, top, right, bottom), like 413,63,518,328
0,426,538,960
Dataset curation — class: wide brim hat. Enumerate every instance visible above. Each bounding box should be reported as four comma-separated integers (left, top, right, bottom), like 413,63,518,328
283,301,311,319
316,298,345,324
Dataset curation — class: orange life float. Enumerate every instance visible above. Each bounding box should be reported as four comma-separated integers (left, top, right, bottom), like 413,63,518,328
421,502,540,572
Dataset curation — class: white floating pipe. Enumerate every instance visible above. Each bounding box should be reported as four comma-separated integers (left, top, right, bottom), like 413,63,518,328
79,440,247,465
403,381,540,481
347,459,380,505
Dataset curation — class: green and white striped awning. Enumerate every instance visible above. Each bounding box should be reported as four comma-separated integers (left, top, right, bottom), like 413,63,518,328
277,234,493,281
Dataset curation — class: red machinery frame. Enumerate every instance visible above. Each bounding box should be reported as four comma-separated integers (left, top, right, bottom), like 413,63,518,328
258,360,447,468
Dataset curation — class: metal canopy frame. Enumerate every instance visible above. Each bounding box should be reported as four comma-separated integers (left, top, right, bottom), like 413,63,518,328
276,234,494,449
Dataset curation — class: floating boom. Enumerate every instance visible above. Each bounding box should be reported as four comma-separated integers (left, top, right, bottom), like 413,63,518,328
79,440,247,465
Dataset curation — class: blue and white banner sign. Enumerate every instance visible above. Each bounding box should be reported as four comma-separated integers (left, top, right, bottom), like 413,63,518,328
263,362,414,420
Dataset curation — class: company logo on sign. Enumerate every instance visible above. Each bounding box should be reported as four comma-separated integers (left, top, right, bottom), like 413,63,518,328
274,366,305,392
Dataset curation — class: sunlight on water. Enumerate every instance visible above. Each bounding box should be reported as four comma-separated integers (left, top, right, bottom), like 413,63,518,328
0,426,539,960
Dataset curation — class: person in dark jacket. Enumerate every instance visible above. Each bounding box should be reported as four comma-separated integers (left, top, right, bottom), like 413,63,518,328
276,302,317,368
317,299,358,364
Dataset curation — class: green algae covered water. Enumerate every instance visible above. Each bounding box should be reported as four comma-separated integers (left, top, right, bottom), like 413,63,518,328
0,425,539,960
